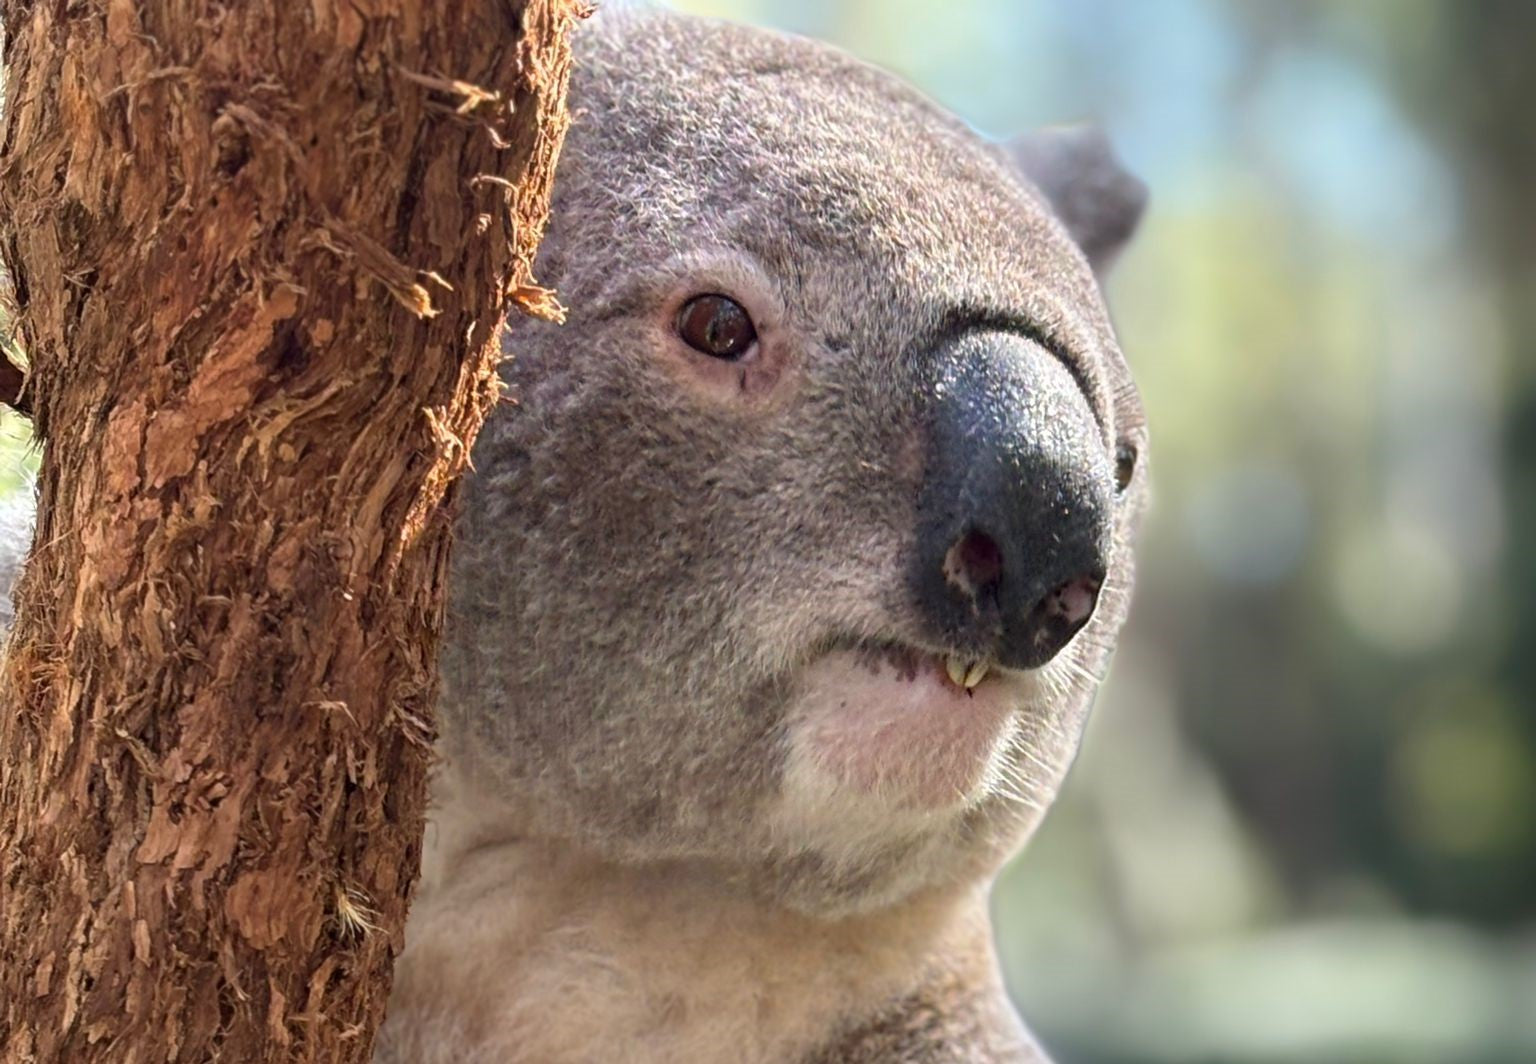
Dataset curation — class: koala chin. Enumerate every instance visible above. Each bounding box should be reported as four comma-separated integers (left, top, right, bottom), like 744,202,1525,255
379,8,1147,1063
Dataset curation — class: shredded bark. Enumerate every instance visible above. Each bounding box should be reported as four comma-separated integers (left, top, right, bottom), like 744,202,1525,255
0,1,586,1060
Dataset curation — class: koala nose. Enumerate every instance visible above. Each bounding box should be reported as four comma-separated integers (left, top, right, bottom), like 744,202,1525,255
911,332,1114,671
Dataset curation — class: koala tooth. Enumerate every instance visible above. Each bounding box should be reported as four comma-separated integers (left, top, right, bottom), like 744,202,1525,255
963,661,990,689
945,656,969,689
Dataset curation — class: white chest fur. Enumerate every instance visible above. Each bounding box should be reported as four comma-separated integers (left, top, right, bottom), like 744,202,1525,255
377,819,993,1064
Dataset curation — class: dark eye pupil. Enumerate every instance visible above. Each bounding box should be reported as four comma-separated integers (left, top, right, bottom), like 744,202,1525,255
677,294,756,359
1115,442,1137,492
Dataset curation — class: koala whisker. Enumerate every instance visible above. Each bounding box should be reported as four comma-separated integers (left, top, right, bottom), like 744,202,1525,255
1010,741,1060,778
1057,656,1106,690
990,775,1047,813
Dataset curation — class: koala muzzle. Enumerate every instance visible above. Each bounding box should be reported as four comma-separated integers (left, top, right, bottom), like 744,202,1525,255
912,332,1114,671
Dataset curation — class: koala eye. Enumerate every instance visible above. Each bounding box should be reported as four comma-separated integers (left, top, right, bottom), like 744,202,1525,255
677,294,757,360
1114,441,1137,493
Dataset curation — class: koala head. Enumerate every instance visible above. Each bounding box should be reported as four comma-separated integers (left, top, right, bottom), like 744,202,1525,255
441,9,1147,915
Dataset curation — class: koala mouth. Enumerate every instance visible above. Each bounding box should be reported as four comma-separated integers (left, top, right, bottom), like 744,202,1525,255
840,638,997,694
778,637,1029,813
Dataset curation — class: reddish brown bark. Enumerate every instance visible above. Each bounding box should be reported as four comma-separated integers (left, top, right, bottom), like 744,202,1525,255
0,1,583,1059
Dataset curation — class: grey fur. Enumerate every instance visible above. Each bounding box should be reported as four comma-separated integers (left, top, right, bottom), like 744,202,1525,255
0,10,1147,1062
438,5,1144,902
0,488,35,631
394,10,1147,1062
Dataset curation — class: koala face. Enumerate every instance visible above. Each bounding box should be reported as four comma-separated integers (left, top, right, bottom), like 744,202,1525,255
441,11,1147,914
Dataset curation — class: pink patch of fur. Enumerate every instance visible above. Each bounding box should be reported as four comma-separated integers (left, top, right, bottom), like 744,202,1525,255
789,651,1019,808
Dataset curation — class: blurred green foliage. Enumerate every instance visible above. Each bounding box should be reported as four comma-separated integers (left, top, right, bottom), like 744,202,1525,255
0,412,35,497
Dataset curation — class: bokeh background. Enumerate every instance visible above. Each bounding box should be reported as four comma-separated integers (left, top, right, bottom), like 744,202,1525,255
1,2,1531,1061
648,2,1533,1062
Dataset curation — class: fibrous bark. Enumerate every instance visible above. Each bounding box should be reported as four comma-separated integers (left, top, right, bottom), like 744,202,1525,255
0,1,582,1059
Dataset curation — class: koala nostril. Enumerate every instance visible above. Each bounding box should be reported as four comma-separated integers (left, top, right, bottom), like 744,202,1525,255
942,528,1004,603
1047,575,1100,627
1026,573,1104,662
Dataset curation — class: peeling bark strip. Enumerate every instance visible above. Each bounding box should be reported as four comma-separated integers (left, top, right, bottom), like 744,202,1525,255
0,1,584,1060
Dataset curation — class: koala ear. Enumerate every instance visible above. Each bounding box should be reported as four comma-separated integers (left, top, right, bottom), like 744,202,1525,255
1005,126,1147,277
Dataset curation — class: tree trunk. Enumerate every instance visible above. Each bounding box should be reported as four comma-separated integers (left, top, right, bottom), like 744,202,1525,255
0,1,582,1060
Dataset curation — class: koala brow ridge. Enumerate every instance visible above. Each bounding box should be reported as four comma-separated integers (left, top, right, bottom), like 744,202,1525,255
928,307,1107,434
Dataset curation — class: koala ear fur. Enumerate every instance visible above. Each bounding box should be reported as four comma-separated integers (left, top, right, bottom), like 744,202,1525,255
1005,125,1147,278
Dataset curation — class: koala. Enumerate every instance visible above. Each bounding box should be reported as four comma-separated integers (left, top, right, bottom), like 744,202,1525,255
375,9,1147,1064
